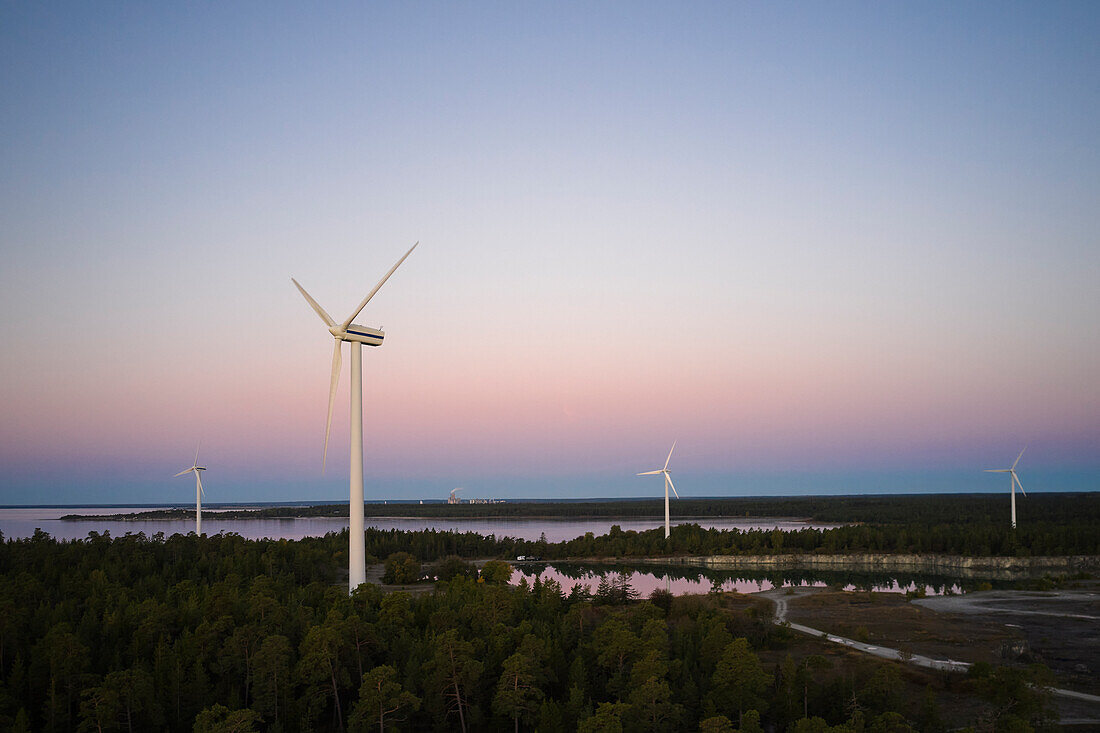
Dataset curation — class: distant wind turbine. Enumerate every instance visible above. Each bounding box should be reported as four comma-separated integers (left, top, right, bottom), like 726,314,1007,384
985,446,1027,529
292,242,418,593
174,445,206,535
638,441,679,539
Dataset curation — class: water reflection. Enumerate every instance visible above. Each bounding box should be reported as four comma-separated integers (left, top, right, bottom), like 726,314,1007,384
0,507,840,542
507,562,1017,597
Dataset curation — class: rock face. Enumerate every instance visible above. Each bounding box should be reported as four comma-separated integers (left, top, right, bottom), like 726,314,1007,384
640,554,1100,579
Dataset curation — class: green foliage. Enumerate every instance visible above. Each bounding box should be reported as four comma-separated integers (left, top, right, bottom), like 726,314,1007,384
859,666,903,715
192,704,261,733
738,710,764,733
480,560,513,584
0,528,1071,732
648,587,673,614
707,639,771,722
348,665,419,732
425,629,482,732
698,715,735,732
381,552,420,585
970,664,1058,730
435,556,476,582
867,711,915,732
493,651,544,730
251,635,291,725
594,573,639,605
11,709,31,733
578,701,631,732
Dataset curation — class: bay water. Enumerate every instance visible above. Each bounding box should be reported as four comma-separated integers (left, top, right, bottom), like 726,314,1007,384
0,506,839,543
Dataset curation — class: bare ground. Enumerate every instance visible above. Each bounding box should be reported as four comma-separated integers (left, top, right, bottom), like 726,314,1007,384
914,587,1100,696
785,590,1025,668
779,585,1100,725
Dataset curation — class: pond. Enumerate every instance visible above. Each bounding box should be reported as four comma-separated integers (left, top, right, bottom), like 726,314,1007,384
507,562,1022,597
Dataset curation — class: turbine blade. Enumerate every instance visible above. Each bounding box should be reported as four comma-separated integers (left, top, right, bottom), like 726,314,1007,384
1012,445,1027,470
984,469,1009,473
668,474,679,499
340,242,419,329
664,440,677,471
197,473,205,498
173,469,192,478
194,442,200,467
322,340,342,473
1013,471,1026,497
637,470,663,476
291,278,336,327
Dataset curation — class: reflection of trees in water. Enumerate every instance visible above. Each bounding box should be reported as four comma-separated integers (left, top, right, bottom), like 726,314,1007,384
516,562,1021,594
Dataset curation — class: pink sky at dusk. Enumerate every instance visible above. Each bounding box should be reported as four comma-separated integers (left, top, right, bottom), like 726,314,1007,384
1,3,1098,503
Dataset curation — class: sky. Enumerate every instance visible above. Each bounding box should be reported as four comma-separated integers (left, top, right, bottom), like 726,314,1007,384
1,2,1098,504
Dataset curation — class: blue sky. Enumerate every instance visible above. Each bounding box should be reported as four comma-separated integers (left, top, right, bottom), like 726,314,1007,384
1,2,1097,503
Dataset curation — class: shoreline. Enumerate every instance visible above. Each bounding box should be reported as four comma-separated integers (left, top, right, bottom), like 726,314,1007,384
59,511,826,523
571,553,1100,579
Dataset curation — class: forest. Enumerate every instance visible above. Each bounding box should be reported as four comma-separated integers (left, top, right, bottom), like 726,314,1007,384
0,527,1067,732
246,516,1095,561
66,492,1100,526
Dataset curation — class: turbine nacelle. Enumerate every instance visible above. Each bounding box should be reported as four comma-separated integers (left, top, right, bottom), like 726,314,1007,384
984,445,1027,497
985,446,1027,528
292,241,418,474
332,324,385,346
638,441,679,539
175,445,206,539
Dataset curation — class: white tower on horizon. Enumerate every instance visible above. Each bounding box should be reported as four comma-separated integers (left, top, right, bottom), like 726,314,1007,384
637,441,679,539
292,243,418,593
174,445,206,535
985,446,1028,529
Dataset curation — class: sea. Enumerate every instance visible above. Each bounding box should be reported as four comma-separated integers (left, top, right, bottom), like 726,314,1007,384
0,505,840,543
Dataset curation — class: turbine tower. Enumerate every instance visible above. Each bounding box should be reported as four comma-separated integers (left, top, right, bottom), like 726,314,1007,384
638,441,679,539
174,446,206,535
292,242,418,593
985,446,1027,529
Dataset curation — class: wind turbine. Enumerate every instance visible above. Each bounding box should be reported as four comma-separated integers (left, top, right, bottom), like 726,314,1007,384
292,242,418,593
638,441,679,539
985,446,1027,529
174,445,205,535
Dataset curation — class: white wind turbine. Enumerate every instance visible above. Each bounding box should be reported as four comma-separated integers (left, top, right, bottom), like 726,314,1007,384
174,446,206,535
985,446,1027,529
638,441,679,539
292,242,418,593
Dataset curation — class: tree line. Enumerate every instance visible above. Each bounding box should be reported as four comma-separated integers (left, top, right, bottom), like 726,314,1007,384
325,518,1097,561
65,492,1100,528
0,530,1058,731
